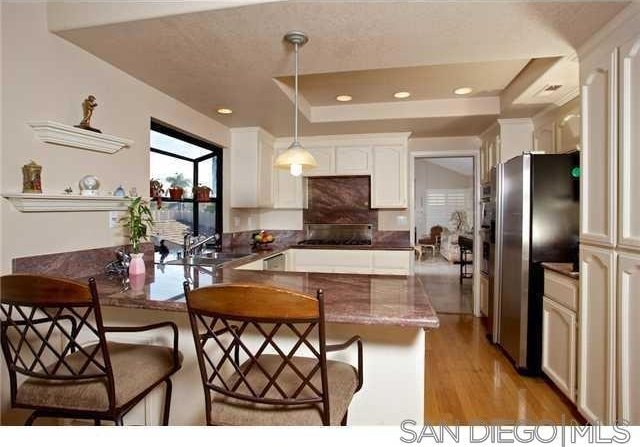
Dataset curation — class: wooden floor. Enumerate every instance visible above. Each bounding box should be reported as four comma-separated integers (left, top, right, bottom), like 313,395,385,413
415,256,473,314
425,314,583,425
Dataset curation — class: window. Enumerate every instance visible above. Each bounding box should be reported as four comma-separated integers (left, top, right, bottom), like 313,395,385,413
149,120,222,242
423,188,473,232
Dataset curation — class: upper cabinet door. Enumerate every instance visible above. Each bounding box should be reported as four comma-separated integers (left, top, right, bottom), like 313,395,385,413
304,146,335,177
580,49,618,247
617,251,640,425
578,245,616,425
335,146,372,175
257,139,274,208
273,148,305,209
371,145,407,208
556,112,581,154
619,35,640,250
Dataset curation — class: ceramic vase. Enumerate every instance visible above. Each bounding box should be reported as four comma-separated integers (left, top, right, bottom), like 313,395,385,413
129,252,146,276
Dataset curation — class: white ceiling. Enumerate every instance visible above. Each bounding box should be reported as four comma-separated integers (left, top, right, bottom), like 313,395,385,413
51,1,629,138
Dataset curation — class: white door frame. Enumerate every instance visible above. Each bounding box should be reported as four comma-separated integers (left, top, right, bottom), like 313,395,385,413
410,149,482,317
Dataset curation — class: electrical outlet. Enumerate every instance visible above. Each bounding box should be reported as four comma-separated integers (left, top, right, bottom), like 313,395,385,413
109,211,124,228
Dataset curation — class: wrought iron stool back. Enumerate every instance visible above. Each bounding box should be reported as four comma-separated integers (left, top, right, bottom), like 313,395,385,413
0,275,116,414
184,282,331,425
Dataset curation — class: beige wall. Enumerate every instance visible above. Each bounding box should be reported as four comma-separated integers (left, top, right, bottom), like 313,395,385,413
0,2,231,274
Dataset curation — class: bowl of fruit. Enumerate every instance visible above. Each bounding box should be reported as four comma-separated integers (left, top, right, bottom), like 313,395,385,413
251,230,275,250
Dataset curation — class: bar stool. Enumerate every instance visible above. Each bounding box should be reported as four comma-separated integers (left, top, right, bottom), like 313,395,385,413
0,274,182,425
184,282,363,426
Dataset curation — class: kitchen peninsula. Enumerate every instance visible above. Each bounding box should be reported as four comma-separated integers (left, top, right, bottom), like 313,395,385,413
13,242,438,426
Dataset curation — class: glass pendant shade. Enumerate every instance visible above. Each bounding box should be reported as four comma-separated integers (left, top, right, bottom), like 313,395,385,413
275,31,317,176
274,141,316,176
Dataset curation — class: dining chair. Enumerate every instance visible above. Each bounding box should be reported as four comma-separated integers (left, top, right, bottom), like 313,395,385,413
184,282,363,426
0,274,182,426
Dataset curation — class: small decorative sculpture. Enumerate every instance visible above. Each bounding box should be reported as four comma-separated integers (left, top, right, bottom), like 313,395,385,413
79,175,101,196
75,95,102,133
22,160,42,193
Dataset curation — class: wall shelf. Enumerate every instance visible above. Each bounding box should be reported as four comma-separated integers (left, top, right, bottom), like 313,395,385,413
3,193,131,212
28,121,133,154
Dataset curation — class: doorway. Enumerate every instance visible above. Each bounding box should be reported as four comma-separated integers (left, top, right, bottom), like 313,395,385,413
412,156,477,315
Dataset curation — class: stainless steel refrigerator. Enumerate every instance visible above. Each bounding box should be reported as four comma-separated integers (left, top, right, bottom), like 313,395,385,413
497,152,579,374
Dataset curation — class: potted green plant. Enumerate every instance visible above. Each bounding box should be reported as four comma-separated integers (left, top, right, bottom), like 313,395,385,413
165,173,191,200
122,197,154,276
193,183,212,202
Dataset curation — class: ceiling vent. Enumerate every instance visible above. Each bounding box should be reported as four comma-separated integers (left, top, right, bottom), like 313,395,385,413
537,84,563,97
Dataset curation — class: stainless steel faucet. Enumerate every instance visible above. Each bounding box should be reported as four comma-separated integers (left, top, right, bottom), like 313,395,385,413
183,231,220,257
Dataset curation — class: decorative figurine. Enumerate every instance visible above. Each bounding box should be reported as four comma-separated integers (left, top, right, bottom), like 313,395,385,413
114,185,126,197
22,160,42,193
75,95,102,133
64,186,73,194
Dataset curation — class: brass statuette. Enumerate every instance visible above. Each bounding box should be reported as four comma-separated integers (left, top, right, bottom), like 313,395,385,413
22,160,42,193
75,95,101,133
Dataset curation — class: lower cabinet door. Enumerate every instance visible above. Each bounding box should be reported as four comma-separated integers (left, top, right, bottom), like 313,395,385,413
578,245,616,424
542,297,577,402
617,252,640,424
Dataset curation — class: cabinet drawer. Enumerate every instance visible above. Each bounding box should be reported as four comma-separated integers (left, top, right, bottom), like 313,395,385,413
544,270,578,312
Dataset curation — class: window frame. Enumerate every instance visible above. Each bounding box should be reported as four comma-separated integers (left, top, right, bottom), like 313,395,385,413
150,120,223,236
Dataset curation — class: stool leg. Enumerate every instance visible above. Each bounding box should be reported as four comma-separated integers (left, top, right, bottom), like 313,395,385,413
341,411,348,426
162,379,173,426
24,411,40,426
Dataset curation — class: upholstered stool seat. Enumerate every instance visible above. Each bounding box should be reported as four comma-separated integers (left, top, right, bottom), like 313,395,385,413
1,274,182,425
16,342,182,412
210,355,358,426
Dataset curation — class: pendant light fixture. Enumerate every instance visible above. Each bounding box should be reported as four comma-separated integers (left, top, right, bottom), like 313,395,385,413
274,31,317,177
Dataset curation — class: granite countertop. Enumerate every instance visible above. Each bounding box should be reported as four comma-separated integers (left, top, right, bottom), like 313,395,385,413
82,245,438,329
541,262,579,279
290,243,414,251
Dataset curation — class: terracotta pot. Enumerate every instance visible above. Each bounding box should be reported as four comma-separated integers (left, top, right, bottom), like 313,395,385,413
168,187,184,200
195,186,211,202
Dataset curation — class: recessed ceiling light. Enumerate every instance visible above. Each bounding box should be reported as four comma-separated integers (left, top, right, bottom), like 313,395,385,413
217,108,233,115
394,91,411,99
336,95,353,102
454,87,473,95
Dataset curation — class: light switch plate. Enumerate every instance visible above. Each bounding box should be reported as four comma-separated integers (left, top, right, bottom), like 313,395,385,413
109,211,124,228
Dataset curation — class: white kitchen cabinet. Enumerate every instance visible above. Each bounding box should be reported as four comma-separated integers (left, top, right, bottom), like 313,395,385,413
534,122,555,154
556,112,581,154
230,127,274,208
371,145,407,208
617,252,640,424
479,274,489,317
618,35,640,250
580,49,618,247
276,249,412,275
273,148,306,209
578,245,616,424
542,297,577,403
335,146,372,175
372,250,413,276
305,146,335,177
